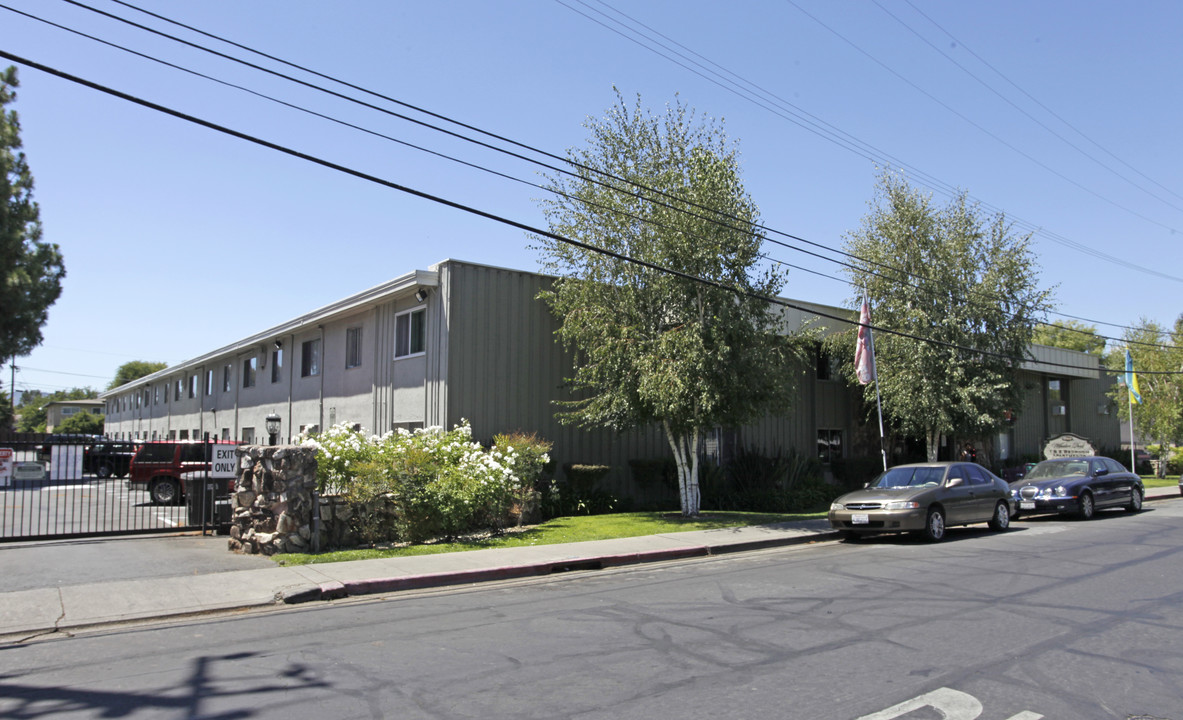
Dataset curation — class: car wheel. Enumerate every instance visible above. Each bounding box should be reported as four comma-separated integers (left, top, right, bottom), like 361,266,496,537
1078,492,1095,520
96,464,112,479
988,501,1010,531
1126,488,1143,513
921,507,946,542
150,478,181,506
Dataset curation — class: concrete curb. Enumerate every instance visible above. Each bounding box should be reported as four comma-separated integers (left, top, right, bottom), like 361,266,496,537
285,532,841,604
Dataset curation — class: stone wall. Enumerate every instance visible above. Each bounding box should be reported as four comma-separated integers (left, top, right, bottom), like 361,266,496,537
228,445,318,556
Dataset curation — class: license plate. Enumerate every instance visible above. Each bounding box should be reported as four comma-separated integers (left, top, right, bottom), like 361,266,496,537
1020,501,1035,510
852,513,870,524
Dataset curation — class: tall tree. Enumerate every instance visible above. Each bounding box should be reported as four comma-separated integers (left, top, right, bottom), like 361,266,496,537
1107,317,1183,476
0,67,65,364
1032,319,1105,355
109,360,168,389
843,172,1052,462
535,92,807,516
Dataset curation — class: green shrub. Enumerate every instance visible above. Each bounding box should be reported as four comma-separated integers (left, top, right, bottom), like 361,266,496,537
302,422,551,545
701,445,827,513
542,465,618,518
493,432,554,525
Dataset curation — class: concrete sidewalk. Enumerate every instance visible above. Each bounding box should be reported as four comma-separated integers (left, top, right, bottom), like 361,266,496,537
2,488,1177,641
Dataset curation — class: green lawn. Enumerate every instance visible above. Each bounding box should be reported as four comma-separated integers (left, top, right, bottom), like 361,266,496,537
1142,475,1180,489
274,510,827,566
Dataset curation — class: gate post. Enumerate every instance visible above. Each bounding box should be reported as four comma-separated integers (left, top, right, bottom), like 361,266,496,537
228,445,318,555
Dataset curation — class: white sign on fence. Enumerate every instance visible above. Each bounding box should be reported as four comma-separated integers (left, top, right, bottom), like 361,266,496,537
210,445,239,479
0,448,12,487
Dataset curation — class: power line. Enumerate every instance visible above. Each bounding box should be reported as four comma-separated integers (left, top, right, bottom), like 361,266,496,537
900,0,1183,208
7,2,1173,350
6,49,1180,377
872,0,1183,216
568,0,1183,282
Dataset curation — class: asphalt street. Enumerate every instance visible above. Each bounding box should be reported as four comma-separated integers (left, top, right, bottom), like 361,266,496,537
1,499,1179,719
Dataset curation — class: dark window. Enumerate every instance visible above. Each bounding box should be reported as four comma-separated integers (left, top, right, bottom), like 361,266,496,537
395,309,425,358
965,464,990,486
346,327,363,369
271,348,282,383
136,444,175,463
223,364,232,393
174,379,182,401
817,429,843,464
180,444,207,462
205,370,214,396
302,339,321,377
243,357,257,388
188,374,197,399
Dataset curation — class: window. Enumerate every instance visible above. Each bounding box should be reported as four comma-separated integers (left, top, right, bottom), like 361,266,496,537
817,429,843,464
62,406,79,416
188,374,197,399
223,364,232,393
815,344,838,381
271,348,283,383
965,464,991,486
205,370,214,396
1048,379,1062,402
179,429,189,440
221,428,230,441
174,379,182,401
346,327,363,369
241,427,255,444
154,386,160,405
243,357,257,388
395,309,425,358
91,407,102,415
301,339,321,377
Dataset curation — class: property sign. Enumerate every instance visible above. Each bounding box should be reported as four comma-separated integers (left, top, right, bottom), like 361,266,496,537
210,444,239,479
0,448,12,487
1042,433,1096,459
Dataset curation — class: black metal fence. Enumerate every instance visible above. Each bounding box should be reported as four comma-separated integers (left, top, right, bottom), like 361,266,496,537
0,432,228,542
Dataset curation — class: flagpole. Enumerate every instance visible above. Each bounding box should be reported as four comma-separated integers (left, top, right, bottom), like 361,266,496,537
860,291,888,471
1127,389,1136,473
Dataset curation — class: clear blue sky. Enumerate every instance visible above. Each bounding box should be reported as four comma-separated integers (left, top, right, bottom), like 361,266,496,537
5,0,1181,399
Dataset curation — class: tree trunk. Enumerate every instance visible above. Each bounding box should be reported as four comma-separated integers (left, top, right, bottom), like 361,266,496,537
926,428,940,462
664,421,701,516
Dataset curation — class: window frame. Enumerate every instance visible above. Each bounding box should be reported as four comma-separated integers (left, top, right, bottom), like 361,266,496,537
394,308,426,359
301,338,322,378
243,357,257,388
346,326,363,369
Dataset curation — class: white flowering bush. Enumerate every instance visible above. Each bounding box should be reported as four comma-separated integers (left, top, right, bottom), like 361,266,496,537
299,422,551,543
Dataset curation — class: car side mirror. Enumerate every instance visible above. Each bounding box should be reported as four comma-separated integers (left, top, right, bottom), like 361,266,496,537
947,477,964,488
1095,468,1108,476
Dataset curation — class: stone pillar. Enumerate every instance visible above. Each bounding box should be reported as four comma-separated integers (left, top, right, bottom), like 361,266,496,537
228,445,317,555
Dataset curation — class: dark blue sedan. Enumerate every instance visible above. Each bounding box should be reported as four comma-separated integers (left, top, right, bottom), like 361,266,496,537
1009,456,1143,520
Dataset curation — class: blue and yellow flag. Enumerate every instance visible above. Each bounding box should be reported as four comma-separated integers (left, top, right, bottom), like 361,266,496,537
1124,349,1143,404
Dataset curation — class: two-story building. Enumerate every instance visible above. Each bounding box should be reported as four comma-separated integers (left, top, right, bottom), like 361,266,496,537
100,259,1120,496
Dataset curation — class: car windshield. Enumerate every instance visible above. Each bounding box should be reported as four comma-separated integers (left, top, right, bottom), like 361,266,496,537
872,466,945,489
1025,460,1088,479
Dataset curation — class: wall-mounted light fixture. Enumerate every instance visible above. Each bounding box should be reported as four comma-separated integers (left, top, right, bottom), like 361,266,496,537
274,339,283,349
414,288,428,303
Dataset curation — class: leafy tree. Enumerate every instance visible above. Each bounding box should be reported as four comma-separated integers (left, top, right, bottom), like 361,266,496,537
842,172,1052,461
55,409,104,435
16,387,97,432
534,92,807,516
1,67,65,365
0,390,12,431
1032,319,1105,355
1106,317,1183,477
109,360,168,389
